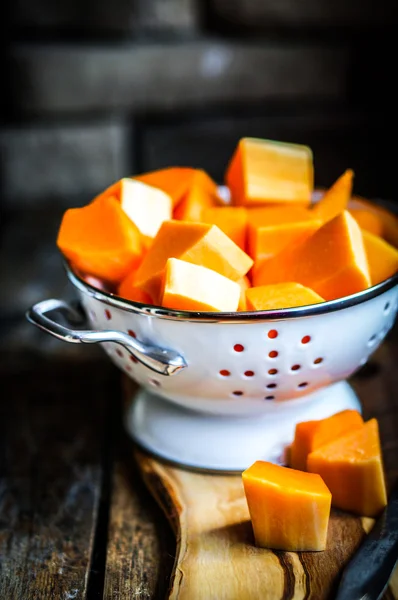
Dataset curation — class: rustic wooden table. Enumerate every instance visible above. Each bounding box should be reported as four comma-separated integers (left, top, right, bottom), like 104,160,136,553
1,326,397,599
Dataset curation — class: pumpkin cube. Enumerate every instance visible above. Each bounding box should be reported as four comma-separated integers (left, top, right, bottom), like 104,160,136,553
362,230,398,285
253,211,371,300
247,206,321,260
242,461,331,551
311,170,353,223
226,138,313,207
289,409,364,472
57,196,143,284
173,171,220,222
349,196,398,247
308,419,387,517
349,209,383,237
134,220,253,302
246,282,324,311
134,167,195,208
161,258,240,312
118,270,153,304
201,206,248,250
237,275,251,311
120,178,172,240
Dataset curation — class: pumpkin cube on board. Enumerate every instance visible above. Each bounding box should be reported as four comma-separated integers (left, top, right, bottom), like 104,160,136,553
120,178,172,240
247,206,321,260
160,258,240,312
307,419,387,517
57,196,144,285
242,461,331,551
201,206,248,250
289,409,364,472
134,167,195,208
225,137,313,207
134,221,253,303
246,282,324,311
349,209,383,237
362,230,398,285
253,211,371,301
311,170,354,223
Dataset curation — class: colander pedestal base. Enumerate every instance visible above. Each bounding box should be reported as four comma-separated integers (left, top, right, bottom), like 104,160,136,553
126,381,361,472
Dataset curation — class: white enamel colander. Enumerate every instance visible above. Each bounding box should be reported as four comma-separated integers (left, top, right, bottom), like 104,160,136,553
27,259,398,471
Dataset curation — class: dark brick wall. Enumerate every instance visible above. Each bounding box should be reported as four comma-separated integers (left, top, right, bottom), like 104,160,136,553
1,0,397,327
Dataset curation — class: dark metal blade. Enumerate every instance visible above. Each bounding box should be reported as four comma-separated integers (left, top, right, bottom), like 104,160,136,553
335,479,398,600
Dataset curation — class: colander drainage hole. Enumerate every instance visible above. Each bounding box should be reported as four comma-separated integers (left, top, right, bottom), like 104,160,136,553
116,349,123,358
244,370,255,377
105,309,112,320
128,329,137,338
266,383,277,389
265,395,275,400
268,368,278,375
301,335,311,344
269,350,278,358
150,379,161,387
313,357,324,365
219,369,231,377
232,390,243,396
291,364,301,371
234,344,244,352
268,329,278,339
129,354,138,364
298,382,308,388
384,302,390,314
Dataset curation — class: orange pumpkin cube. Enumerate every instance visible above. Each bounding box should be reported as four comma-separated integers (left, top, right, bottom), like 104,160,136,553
118,270,154,304
173,192,216,226
307,419,387,517
120,178,172,239
253,211,371,300
134,167,195,208
237,275,251,311
362,230,398,285
134,221,253,302
160,258,240,312
201,206,248,250
312,170,354,223
242,461,331,551
289,409,364,472
57,196,144,284
349,209,383,237
247,206,321,260
226,138,313,207
246,283,324,311
349,196,398,247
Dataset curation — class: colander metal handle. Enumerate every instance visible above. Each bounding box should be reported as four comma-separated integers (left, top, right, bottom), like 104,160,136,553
26,298,187,376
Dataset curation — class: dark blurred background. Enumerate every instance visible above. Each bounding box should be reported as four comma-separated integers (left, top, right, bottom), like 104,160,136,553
1,0,397,357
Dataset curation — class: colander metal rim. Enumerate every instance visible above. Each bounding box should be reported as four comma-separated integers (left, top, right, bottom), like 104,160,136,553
66,261,398,323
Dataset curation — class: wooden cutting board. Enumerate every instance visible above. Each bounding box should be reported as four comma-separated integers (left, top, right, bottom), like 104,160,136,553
136,451,383,600
129,340,398,600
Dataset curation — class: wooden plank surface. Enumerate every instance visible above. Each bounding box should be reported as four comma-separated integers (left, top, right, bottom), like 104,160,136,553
103,422,175,599
0,356,117,599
